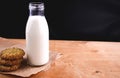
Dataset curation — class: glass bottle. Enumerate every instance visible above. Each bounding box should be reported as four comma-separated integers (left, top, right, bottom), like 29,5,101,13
25,2,49,66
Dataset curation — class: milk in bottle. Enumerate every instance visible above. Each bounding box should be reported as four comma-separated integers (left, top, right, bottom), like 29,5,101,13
25,2,49,66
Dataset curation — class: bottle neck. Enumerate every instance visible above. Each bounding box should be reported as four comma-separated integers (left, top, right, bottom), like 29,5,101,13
29,2,44,16
29,8,44,16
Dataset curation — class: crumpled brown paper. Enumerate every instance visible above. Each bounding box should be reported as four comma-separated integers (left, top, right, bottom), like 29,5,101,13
0,37,62,77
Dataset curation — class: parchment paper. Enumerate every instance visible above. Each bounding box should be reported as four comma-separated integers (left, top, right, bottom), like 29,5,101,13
0,37,62,77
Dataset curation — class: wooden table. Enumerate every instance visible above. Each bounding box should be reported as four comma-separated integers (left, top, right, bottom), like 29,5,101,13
0,37,120,78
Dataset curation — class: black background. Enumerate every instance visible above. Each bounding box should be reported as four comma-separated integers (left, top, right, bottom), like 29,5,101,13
0,0,120,41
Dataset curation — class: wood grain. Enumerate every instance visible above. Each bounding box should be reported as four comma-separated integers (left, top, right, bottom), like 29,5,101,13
0,37,120,78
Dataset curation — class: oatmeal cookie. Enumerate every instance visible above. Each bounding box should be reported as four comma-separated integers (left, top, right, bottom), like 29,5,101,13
0,58,23,66
0,47,25,60
0,64,20,72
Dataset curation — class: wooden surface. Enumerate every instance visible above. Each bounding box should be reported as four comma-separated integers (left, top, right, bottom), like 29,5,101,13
0,37,120,78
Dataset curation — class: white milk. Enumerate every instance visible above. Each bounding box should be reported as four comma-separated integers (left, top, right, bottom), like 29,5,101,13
26,15,49,66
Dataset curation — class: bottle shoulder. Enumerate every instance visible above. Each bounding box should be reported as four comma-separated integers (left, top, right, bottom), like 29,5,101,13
26,16,49,32
28,15,45,19
27,16,47,22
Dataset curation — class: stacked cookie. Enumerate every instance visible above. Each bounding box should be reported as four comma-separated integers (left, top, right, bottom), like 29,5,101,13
0,47,25,72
